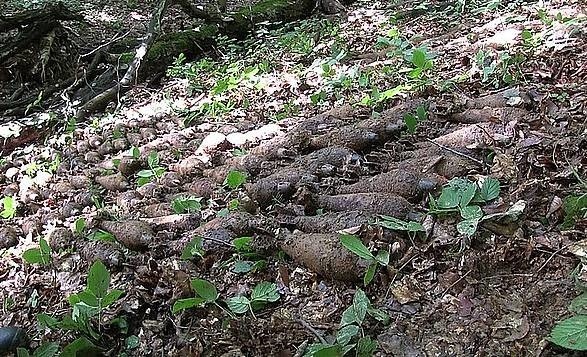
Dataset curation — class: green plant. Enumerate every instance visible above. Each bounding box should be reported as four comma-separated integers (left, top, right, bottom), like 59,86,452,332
16,342,59,357
407,48,434,79
429,177,501,236
1,196,17,219
87,230,116,243
73,217,86,236
474,50,525,88
22,238,52,265
403,105,428,134
378,216,425,242
172,196,202,214
360,85,409,107
172,278,223,314
549,292,587,350
68,260,124,333
227,282,280,316
339,234,389,286
137,152,166,186
180,236,205,260
230,236,266,274
224,170,247,190
561,170,587,229
305,289,387,356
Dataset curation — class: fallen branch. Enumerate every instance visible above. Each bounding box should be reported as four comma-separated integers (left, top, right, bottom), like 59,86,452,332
75,0,171,119
0,2,83,32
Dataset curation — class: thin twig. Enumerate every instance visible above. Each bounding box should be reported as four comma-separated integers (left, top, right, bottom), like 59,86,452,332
425,138,485,165
81,30,132,58
535,243,575,274
440,269,471,298
296,318,326,344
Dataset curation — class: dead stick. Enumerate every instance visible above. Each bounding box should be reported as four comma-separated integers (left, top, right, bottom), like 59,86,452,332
425,138,485,166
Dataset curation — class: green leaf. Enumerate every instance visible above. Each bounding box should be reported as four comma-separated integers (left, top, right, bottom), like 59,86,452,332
437,187,459,209
363,262,377,286
32,342,59,357
74,218,86,235
76,290,99,307
37,313,60,329
375,250,390,266
456,219,479,236
339,234,374,261
312,345,343,357
356,336,378,357
102,289,124,307
125,335,139,350
251,282,280,303
87,260,110,298
172,196,202,214
147,152,159,168
17,348,30,357
403,113,417,134
549,315,587,350
378,216,409,231
233,260,252,273
416,105,428,121
23,248,51,265
137,169,154,178
460,205,483,221
570,293,587,315
232,236,252,252
224,170,247,190
406,221,425,232
88,230,116,243
479,177,500,202
0,196,17,219
367,307,390,324
227,296,250,314
172,297,206,314
191,279,218,302
39,238,51,255
411,49,427,68
459,183,477,208
60,336,97,357
352,289,369,325
336,324,359,346
137,176,152,186
180,237,204,260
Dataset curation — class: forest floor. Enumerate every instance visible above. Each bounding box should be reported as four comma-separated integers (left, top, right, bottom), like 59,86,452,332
1,0,587,356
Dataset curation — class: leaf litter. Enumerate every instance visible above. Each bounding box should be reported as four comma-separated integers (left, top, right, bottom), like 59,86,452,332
0,0,586,355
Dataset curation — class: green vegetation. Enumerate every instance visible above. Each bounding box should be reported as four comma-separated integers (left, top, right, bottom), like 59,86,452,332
0,196,17,219
22,238,52,265
136,151,166,186
306,289,388,356
339,234,390,286
429,177,501,236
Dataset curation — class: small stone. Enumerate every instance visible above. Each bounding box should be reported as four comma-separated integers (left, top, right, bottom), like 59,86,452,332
95,173,128,191
184,179,216,199
159,171,182,187
79,240,123,268
0,227,19,249
3,182,19,196
61,201,82,218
